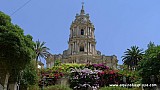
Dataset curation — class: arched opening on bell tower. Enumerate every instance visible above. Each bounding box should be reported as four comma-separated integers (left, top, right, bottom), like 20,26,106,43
81,29,84,35
80,45,84,52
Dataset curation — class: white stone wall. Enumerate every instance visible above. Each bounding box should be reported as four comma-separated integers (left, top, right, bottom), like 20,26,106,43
0,84,3,90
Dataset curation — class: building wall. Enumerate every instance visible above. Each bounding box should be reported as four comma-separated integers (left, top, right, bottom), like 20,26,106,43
46,54,118,69
0,84,3,90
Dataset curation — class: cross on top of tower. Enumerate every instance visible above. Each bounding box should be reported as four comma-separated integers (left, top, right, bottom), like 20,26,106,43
82,2,84,9
80,2,85,15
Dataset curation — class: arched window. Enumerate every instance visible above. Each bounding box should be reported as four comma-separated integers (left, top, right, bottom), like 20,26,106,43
81,29,84,35
80,45,84,52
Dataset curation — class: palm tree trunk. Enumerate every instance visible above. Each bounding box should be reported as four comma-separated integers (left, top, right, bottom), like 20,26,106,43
36,55,38,68
35,55,39,74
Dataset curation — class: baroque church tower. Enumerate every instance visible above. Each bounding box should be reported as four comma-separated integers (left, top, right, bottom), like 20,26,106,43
46,4,118,69
67,4,97,63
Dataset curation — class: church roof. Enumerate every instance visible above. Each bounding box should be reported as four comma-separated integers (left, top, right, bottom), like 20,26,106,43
72,2,92,25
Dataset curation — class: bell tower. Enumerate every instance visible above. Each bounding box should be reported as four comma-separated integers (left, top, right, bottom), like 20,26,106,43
46,3,118,69
68,3,97,63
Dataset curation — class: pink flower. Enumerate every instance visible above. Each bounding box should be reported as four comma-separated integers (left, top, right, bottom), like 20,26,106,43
109,70,115,74
101,71,105,75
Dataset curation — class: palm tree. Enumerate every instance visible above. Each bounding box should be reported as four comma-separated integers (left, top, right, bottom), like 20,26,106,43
34,40,50,68
122,46,143,70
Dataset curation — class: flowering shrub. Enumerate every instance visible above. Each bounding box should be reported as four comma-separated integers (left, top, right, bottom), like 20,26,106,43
98,70,122,87
86,63,109,70
39,63,137,89
69,64,127,90
39,64,85,87
39,70,64,87
50,63,85,75
69,68,101,90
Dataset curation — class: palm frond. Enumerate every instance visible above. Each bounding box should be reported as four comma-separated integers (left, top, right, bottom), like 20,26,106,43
34,40,51,67
122,46,144,69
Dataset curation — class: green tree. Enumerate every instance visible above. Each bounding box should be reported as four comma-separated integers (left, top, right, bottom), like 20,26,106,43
138,42,160,84
34,40,50,68
54,59,61,66
0,11,35,89
122,46,143,70
19,60,38,90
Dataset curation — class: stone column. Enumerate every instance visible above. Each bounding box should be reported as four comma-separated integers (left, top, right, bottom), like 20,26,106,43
75,42,77,53
70,29,72,38
84,42,87,52
77,26,79,36
91,30,93,38
71,44,73,55
88,27,89,36
73,42,75,53
51,62,54,67
77,27,79,37
76,27,77,36
90,43,92,52
88,42,89,54
77,42,79,53
73,28,74,36
88,42,90,53
85,27,88,36
75,27,76,36
91,44,93,54
74,42,76,52
93,45,95,55
89,27,91,36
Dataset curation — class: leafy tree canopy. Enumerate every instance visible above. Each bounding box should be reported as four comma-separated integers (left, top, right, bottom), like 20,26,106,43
20,60,38,87
138,42,160,83
0,11,35,76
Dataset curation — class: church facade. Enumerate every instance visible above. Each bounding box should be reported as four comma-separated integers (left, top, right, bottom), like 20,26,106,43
46,4,118,69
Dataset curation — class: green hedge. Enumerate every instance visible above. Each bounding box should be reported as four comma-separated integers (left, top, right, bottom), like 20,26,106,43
44,85,72,90
28,85,39,90
100,86,141,90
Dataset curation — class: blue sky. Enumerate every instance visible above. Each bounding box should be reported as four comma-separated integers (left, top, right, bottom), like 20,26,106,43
1,0,160,65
